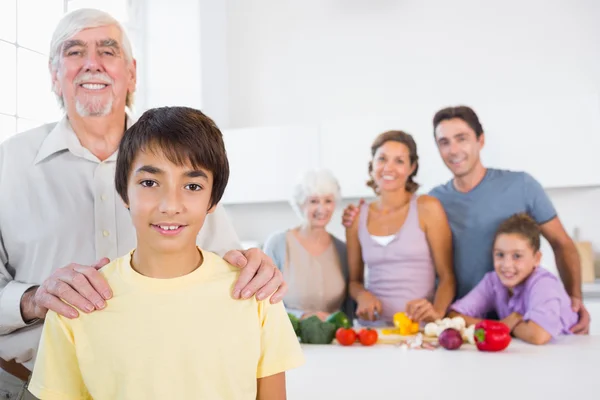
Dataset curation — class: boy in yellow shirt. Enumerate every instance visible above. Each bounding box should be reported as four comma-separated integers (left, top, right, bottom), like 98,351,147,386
28,106,304,399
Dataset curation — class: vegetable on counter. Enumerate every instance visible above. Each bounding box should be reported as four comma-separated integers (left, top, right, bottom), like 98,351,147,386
298,316,337,344
336,327,357,346
474,320,511,352
387,312,420,335
462,324,476,345
288,313,300,336
438,328,463,350
357,328,378,346
326,311,352,330
423,316,476,346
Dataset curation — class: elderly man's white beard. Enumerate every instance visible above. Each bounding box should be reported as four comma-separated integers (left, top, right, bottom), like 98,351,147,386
75,96,113,117
71,72,114,117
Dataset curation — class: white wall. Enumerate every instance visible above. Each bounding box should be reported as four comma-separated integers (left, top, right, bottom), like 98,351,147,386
143,0,229,125
221,0,600,269
226,0,600,128
140,0,600,273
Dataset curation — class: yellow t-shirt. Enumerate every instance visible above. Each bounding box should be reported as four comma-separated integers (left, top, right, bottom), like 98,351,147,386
28,249,305,400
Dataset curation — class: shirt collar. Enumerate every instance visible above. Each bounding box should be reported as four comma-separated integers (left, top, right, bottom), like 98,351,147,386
34,109,137,165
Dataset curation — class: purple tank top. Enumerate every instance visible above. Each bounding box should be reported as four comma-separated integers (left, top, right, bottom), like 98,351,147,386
358,196,436,325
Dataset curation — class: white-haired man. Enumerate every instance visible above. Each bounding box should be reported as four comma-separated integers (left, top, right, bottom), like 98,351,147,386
0,9,286,397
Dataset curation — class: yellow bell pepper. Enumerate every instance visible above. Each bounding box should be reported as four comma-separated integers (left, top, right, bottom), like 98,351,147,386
393,312,420,335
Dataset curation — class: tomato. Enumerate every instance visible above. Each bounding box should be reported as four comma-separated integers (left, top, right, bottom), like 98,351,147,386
335,327,357,346
358,328,378,346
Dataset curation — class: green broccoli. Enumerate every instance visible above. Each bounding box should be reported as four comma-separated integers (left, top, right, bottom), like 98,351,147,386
298,316,337,344
287,313,300,336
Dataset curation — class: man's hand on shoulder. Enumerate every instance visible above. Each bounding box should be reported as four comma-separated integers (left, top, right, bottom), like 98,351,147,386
224,248,287,304
570,297,590,335
342,199,364,228
21,258,112,321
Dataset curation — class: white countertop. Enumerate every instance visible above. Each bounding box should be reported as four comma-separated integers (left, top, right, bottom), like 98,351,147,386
286,335,600,400
583,280,600,299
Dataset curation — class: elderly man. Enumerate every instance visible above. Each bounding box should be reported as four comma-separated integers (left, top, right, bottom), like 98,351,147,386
0,9,285,397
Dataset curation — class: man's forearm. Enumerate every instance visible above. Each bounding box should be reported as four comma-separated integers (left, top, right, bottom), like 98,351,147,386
20,286,39,323
554,241,582,298
0,281,39,335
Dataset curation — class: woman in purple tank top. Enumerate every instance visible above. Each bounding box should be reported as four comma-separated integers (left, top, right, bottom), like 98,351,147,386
346,130,456,327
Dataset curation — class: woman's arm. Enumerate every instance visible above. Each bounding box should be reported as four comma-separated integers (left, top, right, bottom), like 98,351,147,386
346,213,365,300
257,372,286,400
419,196,456,319
345,209,381,320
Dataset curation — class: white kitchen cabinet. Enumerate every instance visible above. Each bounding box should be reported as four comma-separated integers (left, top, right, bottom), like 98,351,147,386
319,93,600,197
471,93,600,189
221,125,320,204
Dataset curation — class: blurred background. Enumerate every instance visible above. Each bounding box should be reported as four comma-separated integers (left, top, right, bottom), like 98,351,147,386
1,0,599,282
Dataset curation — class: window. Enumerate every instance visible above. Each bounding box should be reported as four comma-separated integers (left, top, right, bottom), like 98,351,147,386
0,0,142,143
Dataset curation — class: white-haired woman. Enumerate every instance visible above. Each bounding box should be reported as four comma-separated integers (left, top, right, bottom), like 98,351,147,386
263,169,355,321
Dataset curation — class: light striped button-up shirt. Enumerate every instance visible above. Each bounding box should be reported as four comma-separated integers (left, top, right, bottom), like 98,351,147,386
0,114,241,368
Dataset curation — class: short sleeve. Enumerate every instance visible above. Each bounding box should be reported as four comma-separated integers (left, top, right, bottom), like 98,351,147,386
450,273,496,318
523,277,568,338
28,312,91,400
522,172,557,224
257,300,305,378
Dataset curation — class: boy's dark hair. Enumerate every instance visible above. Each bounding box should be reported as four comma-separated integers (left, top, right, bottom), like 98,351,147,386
494,213,541,252
366,130,420,194
115,106,229,209
433,106,484,139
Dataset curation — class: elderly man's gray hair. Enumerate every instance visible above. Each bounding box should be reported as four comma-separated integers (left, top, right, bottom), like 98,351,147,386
290,169,342,218
49,8,135,109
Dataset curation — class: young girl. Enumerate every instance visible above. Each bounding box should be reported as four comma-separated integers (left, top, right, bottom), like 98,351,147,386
449,213,578,345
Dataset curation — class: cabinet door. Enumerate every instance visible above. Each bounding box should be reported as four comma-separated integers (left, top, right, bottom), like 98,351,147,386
475,93,600,189
221,125,320,204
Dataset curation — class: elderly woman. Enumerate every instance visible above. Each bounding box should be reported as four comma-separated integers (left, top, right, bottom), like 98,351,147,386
263,169,354,321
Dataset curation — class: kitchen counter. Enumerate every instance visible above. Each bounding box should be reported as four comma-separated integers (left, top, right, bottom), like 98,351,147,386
583,280,600,299
286,335,600,400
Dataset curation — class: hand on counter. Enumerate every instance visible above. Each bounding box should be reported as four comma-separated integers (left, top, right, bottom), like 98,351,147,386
570,297,590,334
355,291,382,321
406,299,442,323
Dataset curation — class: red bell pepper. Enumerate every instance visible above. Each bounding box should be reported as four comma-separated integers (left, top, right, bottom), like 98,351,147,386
474,320,511,352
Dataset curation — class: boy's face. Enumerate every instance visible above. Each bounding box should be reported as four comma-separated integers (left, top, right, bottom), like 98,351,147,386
493,233,541,289
124,149,215,253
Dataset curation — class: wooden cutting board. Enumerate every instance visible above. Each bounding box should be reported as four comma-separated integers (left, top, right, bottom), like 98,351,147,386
576,241,596,283
374,328,438,344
